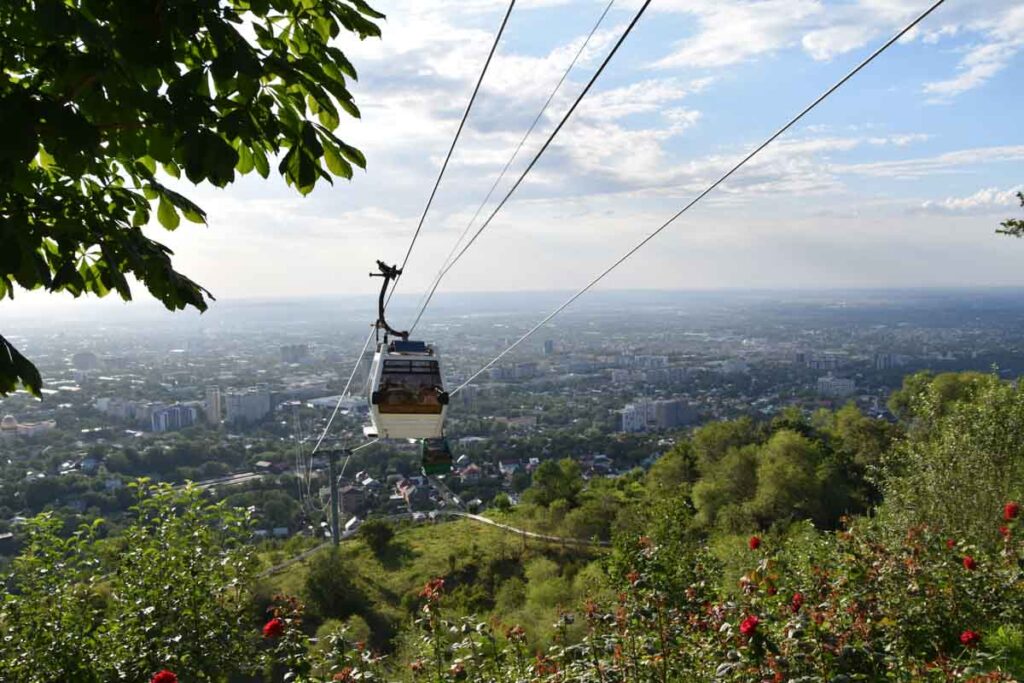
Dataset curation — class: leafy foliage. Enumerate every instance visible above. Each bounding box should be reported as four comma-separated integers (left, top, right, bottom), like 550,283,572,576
997,191,1024,237
0,0,382,394
881,372,1024,543
0,482,259,681
359,518,395,556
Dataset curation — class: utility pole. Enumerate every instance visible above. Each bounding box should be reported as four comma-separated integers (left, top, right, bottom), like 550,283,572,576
326,447,342,546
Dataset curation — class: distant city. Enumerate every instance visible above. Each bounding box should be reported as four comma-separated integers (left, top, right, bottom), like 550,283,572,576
2,288,1023,549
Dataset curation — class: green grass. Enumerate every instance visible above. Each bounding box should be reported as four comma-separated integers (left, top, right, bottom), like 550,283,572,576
262,517,603,649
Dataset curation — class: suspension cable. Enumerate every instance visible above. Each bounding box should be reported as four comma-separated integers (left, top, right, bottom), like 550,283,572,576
410,0,617,331
408,0,652,335
383,0,518,312
309,325,376,457
450,0,947,396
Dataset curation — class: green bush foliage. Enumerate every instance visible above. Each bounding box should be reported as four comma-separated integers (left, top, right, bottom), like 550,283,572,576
4,372,1024,681
0,482,259,682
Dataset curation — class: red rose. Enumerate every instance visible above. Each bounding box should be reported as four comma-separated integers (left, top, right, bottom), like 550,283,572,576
262,617,285,638
748,536,761,551
739,614,759,637
962,555,977,571
1000,525,1011,539
945,538,956,550
790,592,804,613
1005,501,1020,521
960,630,981,647
150,671,178,683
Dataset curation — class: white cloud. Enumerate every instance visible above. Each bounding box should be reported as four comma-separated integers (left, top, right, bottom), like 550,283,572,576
921,186,1023,214
922,4,1024,100
653,0,824,69
801,24,875,61
838,145,1024,179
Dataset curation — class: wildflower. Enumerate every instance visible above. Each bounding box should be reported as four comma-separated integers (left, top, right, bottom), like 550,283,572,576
355,641,366,652
1005,501,1020,521
450,662,467,680
1000,525,1011,539
790,592,804,613
262,617,285,639
626,570,640,585
333,667,353,682
505,624,526,642
150,671,178,683
962,555,977,571
960,630,981,647
945,538,956,550
419,577,445,601
409,660,425,673
739,614,760,638
534,654,559,676
748,536,762,551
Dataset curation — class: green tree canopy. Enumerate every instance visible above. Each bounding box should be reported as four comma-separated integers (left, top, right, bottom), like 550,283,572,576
0,0,382,395
525,458,583,508
997,191,1024,237
882,372,1024,544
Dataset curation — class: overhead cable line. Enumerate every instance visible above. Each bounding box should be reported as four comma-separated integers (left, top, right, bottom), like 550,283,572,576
383,0,518,312
408,0,652,335
309,324,375,459
450,0,947,397
410,0,617,328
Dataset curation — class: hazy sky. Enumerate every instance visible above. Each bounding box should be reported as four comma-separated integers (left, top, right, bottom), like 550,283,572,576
9,0,1024,325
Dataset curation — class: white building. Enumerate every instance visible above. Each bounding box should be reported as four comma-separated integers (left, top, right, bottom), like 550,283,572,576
151,404,198,432
0,415,56,440
225,385,272,424
205,386,222,424
620,403,647,433
817,375,856,398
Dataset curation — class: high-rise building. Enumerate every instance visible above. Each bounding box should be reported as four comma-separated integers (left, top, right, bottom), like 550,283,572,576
205,386,222,424
874,352,895,370
652,399,698,429
280,344,310,364
72,351,99,371
543,339,555,355
620,403,647,433
151,404,197,432
817,375,856,398
225,385,272,424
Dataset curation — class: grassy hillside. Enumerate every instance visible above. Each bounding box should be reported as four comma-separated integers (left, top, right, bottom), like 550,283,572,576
259,517,606,650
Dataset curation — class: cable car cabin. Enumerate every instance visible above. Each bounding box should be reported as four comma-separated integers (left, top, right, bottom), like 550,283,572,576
420,438,453,476
367,340,449,440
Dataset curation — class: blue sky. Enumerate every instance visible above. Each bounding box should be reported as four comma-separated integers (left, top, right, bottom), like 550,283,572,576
11,0,1024,320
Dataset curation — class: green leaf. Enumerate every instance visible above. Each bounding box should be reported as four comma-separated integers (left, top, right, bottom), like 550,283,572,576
37,146,57,171
337,141,366,169
252,146,270,178
0,334,43,396
235,143,254,174
137,155,157,175
323,143,352,179
157,196,181,230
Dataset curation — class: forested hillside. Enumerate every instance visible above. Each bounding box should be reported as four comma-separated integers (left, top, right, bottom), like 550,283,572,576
3,371,1023,681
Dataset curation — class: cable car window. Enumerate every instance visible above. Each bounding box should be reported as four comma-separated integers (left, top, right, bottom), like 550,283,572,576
377,359,444,414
